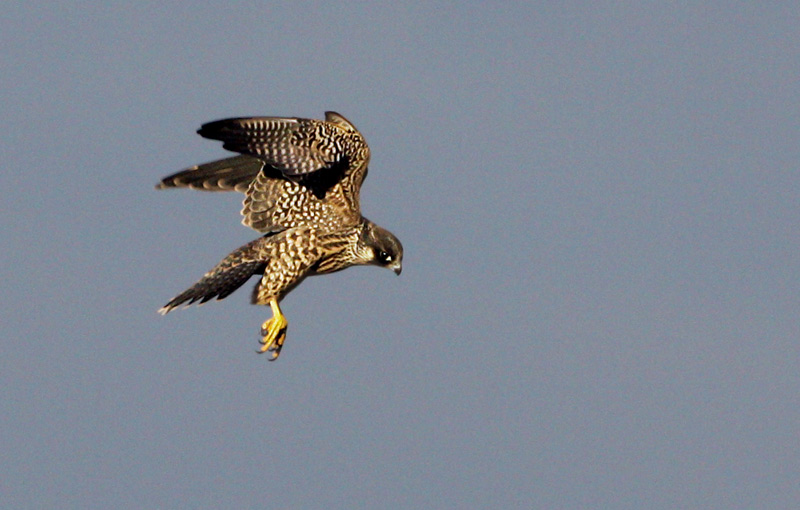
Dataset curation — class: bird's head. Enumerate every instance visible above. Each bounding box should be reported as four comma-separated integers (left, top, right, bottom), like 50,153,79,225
361,219,403,275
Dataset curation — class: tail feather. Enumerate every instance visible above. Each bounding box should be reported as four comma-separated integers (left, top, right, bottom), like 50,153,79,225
155,155,263,192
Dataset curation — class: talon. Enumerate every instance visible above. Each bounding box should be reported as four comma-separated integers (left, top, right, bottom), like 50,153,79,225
257,299,288,360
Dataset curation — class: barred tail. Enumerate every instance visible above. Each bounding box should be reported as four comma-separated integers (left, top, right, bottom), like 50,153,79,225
155,155,264,192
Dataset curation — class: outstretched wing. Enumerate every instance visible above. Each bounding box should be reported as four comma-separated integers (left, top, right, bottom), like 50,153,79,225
157,111,370,233
158,235,272,314
197,113,364,176
159,226,323,314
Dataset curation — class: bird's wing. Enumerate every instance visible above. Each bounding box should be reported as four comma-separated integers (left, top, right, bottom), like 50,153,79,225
196,112,369,178
158,234,273,314
157,112,370,233
209,112,370,232
159,226,322,314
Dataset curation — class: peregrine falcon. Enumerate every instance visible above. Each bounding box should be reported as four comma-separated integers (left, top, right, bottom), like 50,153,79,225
157,112,403,360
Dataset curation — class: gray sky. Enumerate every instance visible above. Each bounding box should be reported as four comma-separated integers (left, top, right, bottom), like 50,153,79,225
2,2,798,508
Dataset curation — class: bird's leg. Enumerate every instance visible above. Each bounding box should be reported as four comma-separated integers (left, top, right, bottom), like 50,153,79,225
258,298,288,360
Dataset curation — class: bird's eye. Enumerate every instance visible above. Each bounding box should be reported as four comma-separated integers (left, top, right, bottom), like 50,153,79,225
379,251,391,262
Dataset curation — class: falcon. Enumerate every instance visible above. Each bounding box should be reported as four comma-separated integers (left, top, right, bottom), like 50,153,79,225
157,112,403,360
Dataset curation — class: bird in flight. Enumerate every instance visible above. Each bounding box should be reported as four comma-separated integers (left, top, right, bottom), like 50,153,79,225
157,111,403,360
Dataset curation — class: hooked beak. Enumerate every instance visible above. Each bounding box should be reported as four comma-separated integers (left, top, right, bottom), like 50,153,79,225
391,261,402,275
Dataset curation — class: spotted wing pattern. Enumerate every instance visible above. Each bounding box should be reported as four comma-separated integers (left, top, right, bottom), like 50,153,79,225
158,222,373,314
197,115,351,176
159,227,321,314
156,112,370,233
157,112,403,361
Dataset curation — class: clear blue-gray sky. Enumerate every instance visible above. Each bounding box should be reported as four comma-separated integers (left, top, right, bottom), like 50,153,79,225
2,2,798,508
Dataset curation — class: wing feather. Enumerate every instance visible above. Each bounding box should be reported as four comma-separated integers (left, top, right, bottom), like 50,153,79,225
197,117,349,176
158,234,277,314
157,112,371,233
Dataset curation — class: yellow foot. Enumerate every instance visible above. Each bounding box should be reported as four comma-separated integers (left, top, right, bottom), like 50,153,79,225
258,299,288,361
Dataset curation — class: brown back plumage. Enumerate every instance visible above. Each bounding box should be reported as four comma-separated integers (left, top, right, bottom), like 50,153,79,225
156,111,370,233
157,112,402,359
